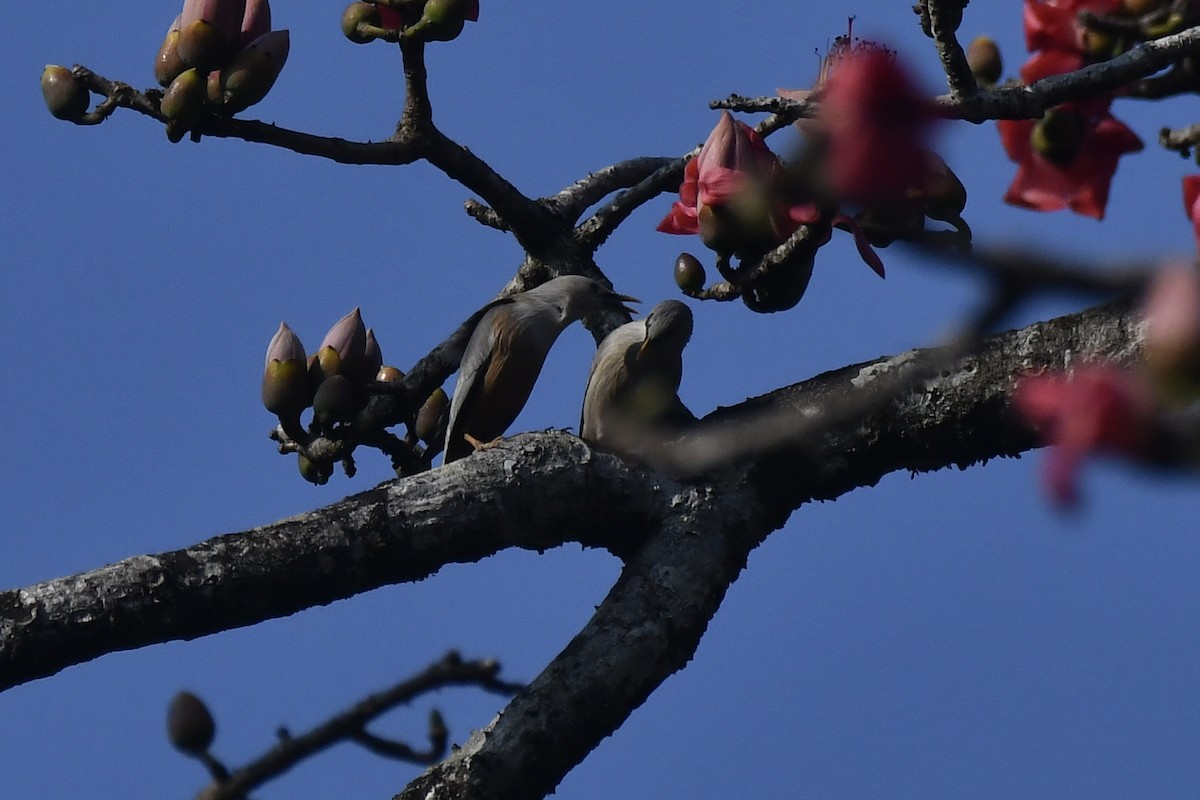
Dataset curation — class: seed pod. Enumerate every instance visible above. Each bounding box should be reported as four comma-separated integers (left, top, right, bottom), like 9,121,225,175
966,36,1002,87
167,691,216,755
415,387,449,444
376,365,404,383
673,253,706,294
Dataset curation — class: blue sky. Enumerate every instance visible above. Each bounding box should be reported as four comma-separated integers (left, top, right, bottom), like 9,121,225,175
4,2,1200,798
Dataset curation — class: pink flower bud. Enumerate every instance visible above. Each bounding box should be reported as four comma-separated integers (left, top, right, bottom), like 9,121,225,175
180,0,247,49
262,322,311,419
315,308,367,380
239,0,271,48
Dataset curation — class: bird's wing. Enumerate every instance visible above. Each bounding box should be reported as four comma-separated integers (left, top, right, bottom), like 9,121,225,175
444,300,512,462
580,321,641,439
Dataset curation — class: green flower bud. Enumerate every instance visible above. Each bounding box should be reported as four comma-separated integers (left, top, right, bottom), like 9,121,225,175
155,17,188,87
1030,108,1085,168
177,19,227,74
742,247,815,313
297,454,331,485
404,0,476,42
161,68,207,127
167,691,216,755
921,153,967,223
41,65,90,121
341,2,382,44
313,373,357,425
673,253,706,294
219,29,289,114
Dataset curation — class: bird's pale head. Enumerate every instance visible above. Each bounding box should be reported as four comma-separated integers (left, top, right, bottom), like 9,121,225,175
639,300,694,359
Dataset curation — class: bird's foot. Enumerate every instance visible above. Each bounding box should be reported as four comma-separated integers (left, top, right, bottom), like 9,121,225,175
464,433,504,452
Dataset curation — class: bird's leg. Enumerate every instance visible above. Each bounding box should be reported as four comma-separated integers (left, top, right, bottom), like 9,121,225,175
464,433,504,452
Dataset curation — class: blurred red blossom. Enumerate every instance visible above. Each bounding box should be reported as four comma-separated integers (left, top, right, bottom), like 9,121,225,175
817,48,938,206
1183,176,1200,251
1143,261,1200,395
1013,365,1156,506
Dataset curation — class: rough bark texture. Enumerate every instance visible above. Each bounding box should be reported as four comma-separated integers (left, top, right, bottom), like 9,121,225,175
0,299,1142,799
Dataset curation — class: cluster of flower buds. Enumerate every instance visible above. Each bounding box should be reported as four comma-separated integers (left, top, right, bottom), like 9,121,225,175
1012,263,1200,506
341,0,479,45
263,310,382,433
154,0,290,140
262,311,449,484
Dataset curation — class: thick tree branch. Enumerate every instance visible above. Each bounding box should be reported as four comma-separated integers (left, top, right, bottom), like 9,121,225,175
389,300,1146,800
394,482,777,800
1,301,1140,699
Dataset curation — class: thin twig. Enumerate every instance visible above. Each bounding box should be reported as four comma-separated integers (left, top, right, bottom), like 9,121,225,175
198,652,523,800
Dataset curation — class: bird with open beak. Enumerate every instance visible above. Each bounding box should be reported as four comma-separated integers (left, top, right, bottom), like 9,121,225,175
581,299,695,461
444,275,639,463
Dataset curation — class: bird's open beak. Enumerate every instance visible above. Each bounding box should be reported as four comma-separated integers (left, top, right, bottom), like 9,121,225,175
613,292,639,317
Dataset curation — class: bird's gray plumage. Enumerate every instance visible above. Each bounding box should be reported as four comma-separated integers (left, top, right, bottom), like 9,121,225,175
581,299,694,459
444,276,638,463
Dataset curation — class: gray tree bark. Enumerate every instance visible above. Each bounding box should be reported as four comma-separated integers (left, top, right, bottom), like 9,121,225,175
0,298,1142,799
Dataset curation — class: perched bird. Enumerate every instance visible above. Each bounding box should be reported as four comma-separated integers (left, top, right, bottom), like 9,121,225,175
444,276,639,463
581,299,695,460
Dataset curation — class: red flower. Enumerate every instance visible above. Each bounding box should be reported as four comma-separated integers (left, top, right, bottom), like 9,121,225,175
818,48,937,206
1013,365,1155,506
1001,9,1142,219
1023,0,1120,58
998,57,1142,220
